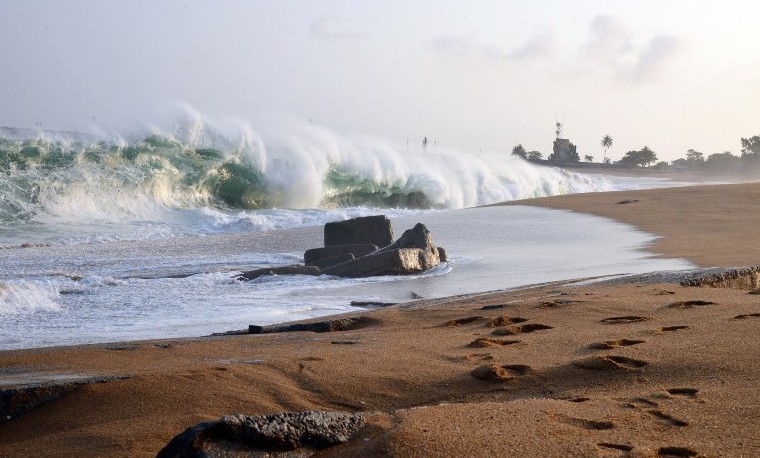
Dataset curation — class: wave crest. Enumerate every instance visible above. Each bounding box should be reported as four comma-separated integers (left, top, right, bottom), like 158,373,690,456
0,112,614,228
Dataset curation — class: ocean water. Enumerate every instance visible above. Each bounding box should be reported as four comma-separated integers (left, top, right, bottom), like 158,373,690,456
0,118,694,350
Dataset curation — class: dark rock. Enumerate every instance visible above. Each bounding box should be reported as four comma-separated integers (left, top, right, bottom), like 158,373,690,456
376,223,439,259
324,215,393,247
157,411,365,458
248,316,378,334
307,253,355,270
679,266,760,289
236,265,321,281
304,244,377,265
349,300,396,307
322,248,438,278
437,247,448,262
322,223,441,278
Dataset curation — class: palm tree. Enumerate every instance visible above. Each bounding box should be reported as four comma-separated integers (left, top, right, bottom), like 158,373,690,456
601,135,613,162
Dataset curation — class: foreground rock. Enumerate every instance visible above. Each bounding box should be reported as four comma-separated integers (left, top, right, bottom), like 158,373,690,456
237,216,447,281
157,411,365,458
322,223,441,278
248,316,378,334
304,244,378,269
323,215,393,247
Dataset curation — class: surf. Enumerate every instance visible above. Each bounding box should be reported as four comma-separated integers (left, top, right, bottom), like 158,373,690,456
0,110,615,243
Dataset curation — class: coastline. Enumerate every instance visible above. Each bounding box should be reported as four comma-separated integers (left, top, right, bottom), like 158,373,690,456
2,180,759,456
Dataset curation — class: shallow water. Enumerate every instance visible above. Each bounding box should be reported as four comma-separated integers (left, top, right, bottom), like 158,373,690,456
0,205,693,350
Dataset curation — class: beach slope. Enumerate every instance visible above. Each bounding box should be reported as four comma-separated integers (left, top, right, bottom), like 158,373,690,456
1,182,759,457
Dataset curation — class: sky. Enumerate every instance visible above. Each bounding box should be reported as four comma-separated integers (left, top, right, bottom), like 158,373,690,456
1,1,759,161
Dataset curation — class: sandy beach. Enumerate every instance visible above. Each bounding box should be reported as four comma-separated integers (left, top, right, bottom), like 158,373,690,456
2,181,759,457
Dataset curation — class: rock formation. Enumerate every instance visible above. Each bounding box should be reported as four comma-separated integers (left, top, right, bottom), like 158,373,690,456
323,215,393,247
156,411,365,458
236,215,447,281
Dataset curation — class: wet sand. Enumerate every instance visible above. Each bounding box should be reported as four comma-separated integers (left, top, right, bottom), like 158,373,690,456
1,182,759,457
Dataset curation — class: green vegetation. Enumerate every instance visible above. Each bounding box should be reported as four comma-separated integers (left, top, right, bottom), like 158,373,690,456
740,135,760,159
527,150,542,160
685,149,704,165
619,146,657,167
511,144,527,159
601,135,613,161
703,152,741,172
675,134,760,173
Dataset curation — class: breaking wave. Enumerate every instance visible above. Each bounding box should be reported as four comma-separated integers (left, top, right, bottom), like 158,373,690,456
0,110,614,233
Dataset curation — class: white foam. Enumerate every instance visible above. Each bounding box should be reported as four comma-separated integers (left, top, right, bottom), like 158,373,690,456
0,280,62,316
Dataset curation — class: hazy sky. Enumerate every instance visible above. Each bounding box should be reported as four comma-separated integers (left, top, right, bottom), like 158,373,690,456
1,1,759,161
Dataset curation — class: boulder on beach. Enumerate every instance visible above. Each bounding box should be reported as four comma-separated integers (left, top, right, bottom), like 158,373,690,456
324,215,393,247
307,252,356,270
156,411,365,458
304,243,378,265
322,223,441,278
238,216,447,281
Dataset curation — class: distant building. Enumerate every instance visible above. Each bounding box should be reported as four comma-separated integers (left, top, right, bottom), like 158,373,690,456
548,121,579,162
552,138,578,161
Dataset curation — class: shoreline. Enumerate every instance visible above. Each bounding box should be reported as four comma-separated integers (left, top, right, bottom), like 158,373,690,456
2,180,760,456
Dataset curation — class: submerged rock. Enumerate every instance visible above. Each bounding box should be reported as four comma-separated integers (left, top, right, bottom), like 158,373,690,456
322,223,441,278
322,247,438,278
248,316,378,334
157,410,365,458
304,243,377,266
236,265,321,281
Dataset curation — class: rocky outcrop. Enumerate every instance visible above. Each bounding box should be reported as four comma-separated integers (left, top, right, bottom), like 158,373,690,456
236,216,447,282
307,253,355,270
324,215,393,247
157,411,365,458
236,265,321,281
304,244,377,266
322,223,441,278
322,247,438,278
248,316,378,334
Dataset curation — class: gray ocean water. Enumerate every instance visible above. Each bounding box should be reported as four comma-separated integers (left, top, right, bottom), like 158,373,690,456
0,205,692,350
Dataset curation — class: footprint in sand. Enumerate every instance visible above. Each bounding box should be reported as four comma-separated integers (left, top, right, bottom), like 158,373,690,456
492,323,553,336
444,316,485,326
470,363,532,382
648,409,689,427
666,387,699,398
734,313,760,319
657,446,699,457
588,339,646,350
463,352,495,363
666,300,716,309
656,325,690,334
487,315,529,327
598,442,633,452
573,355,648,371
538,299,585,308
467,337,520,348
601,316,652,324
480,303,508,310
557,415,615,430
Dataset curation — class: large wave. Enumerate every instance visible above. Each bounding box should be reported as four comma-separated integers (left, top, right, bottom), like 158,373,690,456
0,111,614,228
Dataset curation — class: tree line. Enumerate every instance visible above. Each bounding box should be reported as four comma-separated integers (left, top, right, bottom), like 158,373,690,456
678,135,760,172
509,134,760,171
